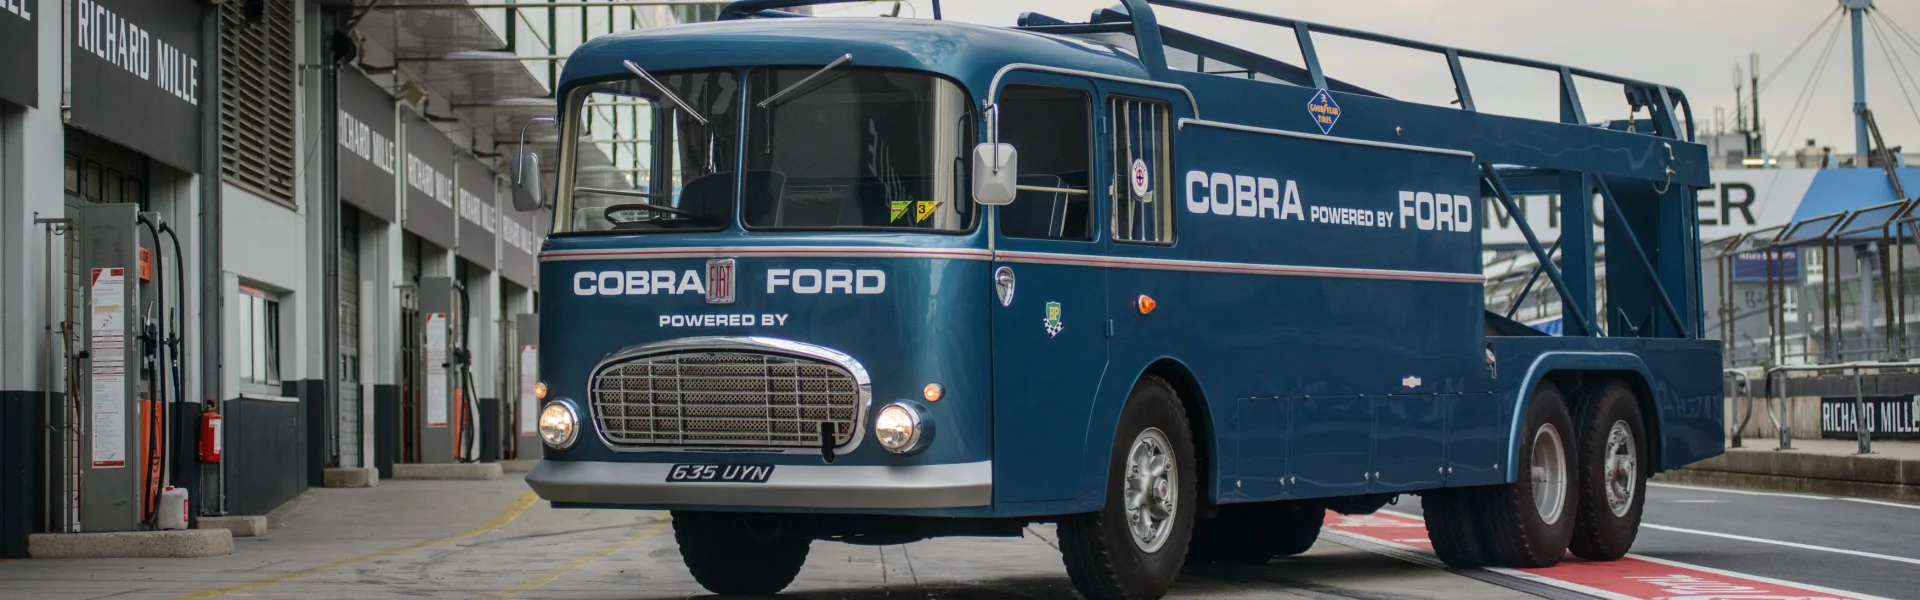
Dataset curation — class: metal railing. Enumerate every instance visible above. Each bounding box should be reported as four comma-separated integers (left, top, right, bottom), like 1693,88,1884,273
1761,360,1920,454
1724,368,1754,449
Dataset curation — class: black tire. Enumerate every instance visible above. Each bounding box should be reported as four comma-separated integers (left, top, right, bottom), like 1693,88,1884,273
1421,488,1491,568
1185,503,1322,566
1569,381,1648,561
1060,376,1198,600
1476,382,1577,568
672,511,810,596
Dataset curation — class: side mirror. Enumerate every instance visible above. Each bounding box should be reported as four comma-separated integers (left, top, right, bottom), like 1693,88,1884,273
511,116,558,212
971,143,1018,206
511,153,543,212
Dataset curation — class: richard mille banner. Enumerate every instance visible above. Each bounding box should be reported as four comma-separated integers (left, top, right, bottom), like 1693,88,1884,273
402,110,456,249
500,207,541,288
338,70,398,222
455,154,497,266
0,0,35,108
69,0,204,171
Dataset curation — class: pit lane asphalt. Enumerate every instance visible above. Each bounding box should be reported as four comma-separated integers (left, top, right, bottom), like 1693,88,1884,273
1,474,1911,599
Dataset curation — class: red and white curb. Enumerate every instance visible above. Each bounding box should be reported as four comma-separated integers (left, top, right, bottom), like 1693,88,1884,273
1320,510,1893,600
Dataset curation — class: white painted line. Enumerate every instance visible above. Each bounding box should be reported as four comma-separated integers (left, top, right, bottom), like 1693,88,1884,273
1649,482,1835,500
1669,499,1727,504
1627,554,1902,600
1839,497,1920,511
1641,523,1920,566
1481,565,1642,600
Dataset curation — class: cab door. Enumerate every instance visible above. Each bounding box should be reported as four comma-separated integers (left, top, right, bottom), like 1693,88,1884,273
990,77,1110,505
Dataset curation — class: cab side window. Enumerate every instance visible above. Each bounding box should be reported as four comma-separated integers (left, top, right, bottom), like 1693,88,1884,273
997,85,1093,241
1110,97,1174,244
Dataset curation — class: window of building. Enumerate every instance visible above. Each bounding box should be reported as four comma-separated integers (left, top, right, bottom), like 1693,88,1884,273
1110,96,1174,244
997,85,1094,241
237,286,283,388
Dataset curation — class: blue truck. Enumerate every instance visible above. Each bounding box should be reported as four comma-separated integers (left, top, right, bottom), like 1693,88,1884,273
512,2,1724,598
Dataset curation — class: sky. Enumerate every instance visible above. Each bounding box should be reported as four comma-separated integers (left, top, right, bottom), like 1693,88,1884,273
809,0,1920,158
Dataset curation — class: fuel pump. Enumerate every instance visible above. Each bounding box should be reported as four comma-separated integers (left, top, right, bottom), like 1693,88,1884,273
452,280,482,463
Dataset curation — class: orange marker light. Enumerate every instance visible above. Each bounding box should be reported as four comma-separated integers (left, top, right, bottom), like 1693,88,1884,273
1137,295,1157,315
923,383,945,402
533,381,548,400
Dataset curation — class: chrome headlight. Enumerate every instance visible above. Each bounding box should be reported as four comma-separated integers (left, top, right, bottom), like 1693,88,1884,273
539,400,580,449
874,402,928,454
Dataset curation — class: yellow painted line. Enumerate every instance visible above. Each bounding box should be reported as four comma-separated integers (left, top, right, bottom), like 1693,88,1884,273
493,514,672,598
177,491,541,600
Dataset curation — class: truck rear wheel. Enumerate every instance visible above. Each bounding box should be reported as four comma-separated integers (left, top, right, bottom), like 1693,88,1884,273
1475,382,1577,568
1422,487,1491,568
1186,502,1322,565
1059,376,1197,600
671,511,810,596
1569,381,1647,561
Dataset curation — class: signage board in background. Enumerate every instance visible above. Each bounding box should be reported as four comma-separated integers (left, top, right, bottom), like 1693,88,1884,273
0,0,36,108
402,110,456,249
500,204,541,288
455,154,496,265
1729,247,1802,282
337,69,397,222
1482,169,1816,249
1820,396,1920,441
68,0,205,171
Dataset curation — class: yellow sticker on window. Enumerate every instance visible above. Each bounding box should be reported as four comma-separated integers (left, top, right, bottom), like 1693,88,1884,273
915,201,940,223
890,201,911,222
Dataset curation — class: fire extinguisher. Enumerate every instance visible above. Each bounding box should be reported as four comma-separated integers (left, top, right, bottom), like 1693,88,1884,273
199,404,222,463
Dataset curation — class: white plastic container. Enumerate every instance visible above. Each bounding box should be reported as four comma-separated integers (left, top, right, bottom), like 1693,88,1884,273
158,486,190,530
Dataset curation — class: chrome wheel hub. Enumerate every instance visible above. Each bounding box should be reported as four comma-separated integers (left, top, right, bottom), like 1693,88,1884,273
1604,420,1638,517
1530,422,1568,525
1124,427,1177,553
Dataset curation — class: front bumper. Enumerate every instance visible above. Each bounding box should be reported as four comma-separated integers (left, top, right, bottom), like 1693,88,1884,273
525,460,993,509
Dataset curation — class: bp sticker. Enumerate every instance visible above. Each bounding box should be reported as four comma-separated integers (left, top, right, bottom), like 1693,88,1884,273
1130,158,1151,199
1043,301,1064,338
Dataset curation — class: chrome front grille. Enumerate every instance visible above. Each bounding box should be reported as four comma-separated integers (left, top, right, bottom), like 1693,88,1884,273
589,351,863,449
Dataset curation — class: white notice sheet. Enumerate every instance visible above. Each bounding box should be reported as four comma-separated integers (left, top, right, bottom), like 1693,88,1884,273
519,345,539,436
89,268,127,468
425,313,449,427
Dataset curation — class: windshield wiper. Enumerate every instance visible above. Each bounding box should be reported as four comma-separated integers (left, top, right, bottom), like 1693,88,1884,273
757,54,853,109
623,60,708,126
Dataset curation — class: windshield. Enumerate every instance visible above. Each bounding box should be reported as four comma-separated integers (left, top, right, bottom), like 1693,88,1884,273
555,70,740,234
743,68,975,231
553,67,975,235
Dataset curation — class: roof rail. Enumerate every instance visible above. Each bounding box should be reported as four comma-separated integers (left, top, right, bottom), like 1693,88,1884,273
718,0,857,20
719,0,946,20
719,0,1698,143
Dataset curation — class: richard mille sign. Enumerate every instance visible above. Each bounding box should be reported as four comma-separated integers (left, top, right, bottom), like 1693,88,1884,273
0,0,35,108
69,0,204,171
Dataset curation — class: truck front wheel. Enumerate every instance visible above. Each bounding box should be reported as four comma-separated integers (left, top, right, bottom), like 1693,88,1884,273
671,511,810,596
1060,376,1197,600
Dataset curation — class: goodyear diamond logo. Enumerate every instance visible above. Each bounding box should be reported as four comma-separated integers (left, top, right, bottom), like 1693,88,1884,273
1308,89,1340,134
1043,301,1064,338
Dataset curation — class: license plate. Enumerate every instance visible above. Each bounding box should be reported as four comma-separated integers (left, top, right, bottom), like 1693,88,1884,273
665,464,774,483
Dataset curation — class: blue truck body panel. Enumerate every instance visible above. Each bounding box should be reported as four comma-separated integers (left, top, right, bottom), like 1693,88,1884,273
528,1,1723,521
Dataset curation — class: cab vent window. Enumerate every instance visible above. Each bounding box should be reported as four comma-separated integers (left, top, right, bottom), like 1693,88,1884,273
1110,97,1174,244
997,85,1093,241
